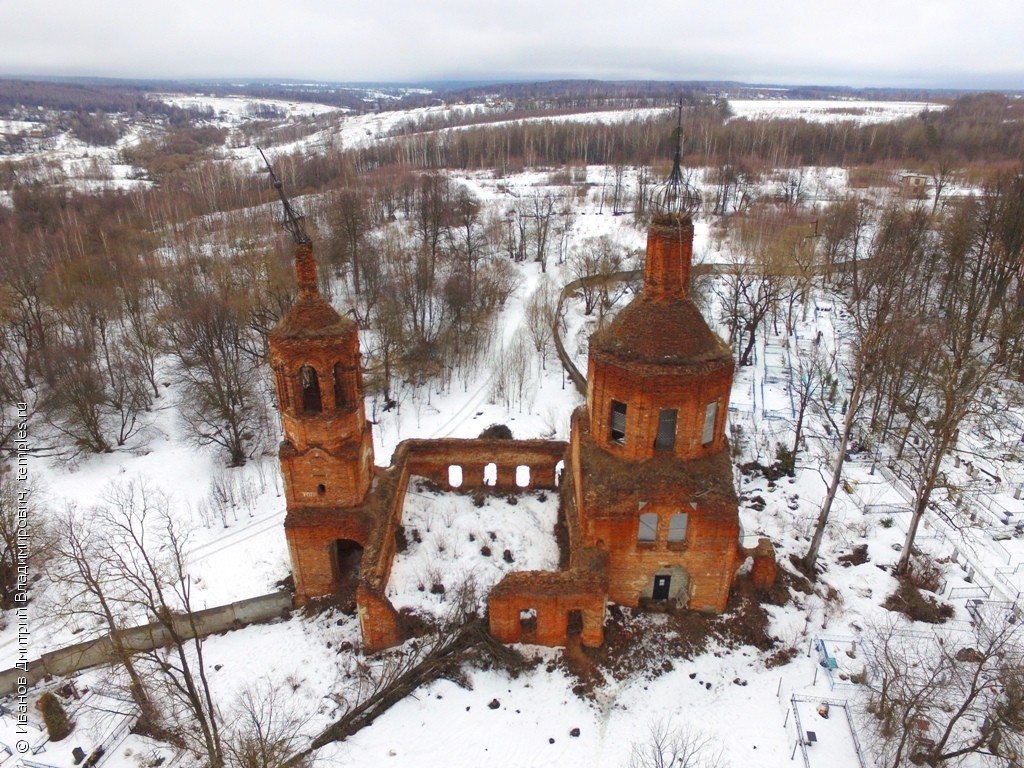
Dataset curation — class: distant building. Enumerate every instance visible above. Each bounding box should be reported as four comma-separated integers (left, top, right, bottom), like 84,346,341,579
899,172,931,198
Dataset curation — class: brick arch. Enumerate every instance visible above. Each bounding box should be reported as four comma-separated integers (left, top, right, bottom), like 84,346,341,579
299,364,322,413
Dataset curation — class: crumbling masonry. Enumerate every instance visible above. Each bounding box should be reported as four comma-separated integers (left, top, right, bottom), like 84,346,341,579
270,211,775,651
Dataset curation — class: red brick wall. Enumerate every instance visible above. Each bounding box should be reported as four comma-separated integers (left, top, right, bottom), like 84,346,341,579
358,584,404,651
294,242,319,294
644,215,694,301
588,357,733,462
585,501,738,612
269,292,375,512
744,538,778,594
488,571,606,647
285,510,375,600
352,437,574,651
390,439,567,492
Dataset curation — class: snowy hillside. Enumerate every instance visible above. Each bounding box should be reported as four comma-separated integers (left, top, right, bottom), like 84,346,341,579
2,91,1022,768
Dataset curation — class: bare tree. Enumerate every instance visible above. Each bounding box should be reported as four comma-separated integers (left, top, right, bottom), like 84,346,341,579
0,468,53,610
929,154,959,215
47,506,162,735
162,262,269,467
40,337,113,455
325,187,369,295
567,236,632,319
223,681,312,768
525,276,559,370
529,190,558,272
789,342,834,460
802,205,926,574
864,608,1023,768
628,720,727,768
96,480,225,767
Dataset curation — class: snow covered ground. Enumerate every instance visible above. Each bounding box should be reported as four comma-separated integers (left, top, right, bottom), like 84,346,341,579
3,96,1022,768
387,477,560,618
728,99,944,124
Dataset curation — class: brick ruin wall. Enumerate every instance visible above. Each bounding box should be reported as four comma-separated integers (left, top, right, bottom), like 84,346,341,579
568,410,743,613
355,438,575,651
587,356,734,462
588,512,739,612
488,570,606,647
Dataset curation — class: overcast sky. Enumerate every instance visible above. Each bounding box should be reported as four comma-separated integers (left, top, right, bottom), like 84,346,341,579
3,0,1022,89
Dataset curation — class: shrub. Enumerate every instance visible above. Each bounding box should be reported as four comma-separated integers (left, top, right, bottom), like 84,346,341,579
39,692,72,741
883,579,953,624
906,555,944,593
478,423,514,439
394,526,409,553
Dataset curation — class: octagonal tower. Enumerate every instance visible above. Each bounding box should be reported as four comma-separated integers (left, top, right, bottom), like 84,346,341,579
269,242,375,602
570,206,741,613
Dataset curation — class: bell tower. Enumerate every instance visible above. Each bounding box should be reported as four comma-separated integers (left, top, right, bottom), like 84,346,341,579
262,151,374,601
568,110,741,613
268,241,374,508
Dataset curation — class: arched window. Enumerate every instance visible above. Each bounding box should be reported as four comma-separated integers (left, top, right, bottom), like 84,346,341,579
333,363,348,411
300,366,322,413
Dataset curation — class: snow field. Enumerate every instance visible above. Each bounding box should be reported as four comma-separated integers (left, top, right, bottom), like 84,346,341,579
386,478,560,618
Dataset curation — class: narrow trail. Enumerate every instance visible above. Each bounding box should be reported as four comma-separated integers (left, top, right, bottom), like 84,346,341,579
430,374,494,439
187,507,285,564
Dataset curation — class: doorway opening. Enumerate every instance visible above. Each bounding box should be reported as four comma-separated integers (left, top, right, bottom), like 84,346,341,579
331,539,364,604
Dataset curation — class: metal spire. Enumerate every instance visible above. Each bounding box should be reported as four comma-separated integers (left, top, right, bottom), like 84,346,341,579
668,100,685,187
650,98,701,216
258,146,311,245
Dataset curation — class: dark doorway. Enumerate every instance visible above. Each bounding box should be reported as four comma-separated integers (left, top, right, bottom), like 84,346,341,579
519,608,537,641
653,574,671,600
567,609,583,637
332,539,364,603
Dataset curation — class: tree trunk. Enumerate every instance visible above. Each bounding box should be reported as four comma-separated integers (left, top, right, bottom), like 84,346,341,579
802,377,862,574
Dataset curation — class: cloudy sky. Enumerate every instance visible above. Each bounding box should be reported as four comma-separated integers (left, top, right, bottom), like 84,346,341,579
3,0,1022,89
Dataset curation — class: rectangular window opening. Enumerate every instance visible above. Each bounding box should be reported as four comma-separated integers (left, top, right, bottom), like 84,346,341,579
668,513,688,543
610,400,627,445
655,409,677,451
638,512,658,544
702,401,718,446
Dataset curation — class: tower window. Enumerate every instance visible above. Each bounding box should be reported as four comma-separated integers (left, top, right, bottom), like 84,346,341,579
702,401,718,446
638,512,658,544
668,513,688,543
300,366,322,413
333,362,349,411
610,400,627,444
654,409,677,451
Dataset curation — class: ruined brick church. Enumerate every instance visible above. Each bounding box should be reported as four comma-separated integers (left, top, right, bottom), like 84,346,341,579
268,160,775,651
